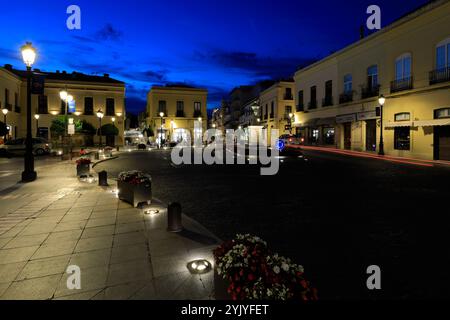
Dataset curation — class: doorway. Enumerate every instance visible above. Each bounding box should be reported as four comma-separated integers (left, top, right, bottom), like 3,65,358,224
343,123,352,150
435,126,450,161
365,120,377,151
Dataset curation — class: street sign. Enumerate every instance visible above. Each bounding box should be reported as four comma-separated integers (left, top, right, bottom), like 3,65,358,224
68,124,75,135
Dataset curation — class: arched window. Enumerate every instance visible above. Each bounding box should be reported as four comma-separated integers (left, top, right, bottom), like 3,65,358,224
436,37,450,69
395,53,412,80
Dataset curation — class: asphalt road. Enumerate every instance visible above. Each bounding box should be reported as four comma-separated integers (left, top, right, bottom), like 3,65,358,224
95,149,450,300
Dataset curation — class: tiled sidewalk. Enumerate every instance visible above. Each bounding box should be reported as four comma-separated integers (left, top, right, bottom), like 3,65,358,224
0,160,219,300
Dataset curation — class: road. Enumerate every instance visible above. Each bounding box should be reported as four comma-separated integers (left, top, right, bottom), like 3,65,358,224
95,149,450,299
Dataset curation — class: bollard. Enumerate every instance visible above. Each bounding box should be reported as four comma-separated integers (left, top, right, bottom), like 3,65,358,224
167,202,183,232
94,151,100,160
98,171,108,186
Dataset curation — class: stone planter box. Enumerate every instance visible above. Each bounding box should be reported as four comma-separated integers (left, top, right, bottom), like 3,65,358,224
214,267,231,300
118,179,152,208
76,163,90,176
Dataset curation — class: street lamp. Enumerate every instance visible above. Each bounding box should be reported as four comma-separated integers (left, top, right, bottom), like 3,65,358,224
97,109,104,148
2,108,8,141
21,42,37,182
378,95,386,156
159,112,164,148
34,114,40,137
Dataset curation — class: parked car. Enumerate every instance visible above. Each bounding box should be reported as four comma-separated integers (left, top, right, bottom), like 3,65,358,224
0,137,51,156
278,134,304,146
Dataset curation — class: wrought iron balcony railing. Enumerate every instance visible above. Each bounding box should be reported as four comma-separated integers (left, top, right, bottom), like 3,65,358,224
390,76,413,93
361,85,380,99
429,67,450,85
339,92,353,104
308,100,317,109
322,96,333,107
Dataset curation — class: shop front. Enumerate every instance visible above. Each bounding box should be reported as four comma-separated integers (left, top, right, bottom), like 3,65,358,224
357,110,380,152
336,113,356,150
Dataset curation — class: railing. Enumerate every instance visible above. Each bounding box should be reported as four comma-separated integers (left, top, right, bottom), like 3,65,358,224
308,100,317,109
390,76,413,93
176,111,185,117
361,85,380,99
429,67,450,85
296,104,304,112
193,110,202,117
284,94,294,100
322,96,333,107
339,92,353,104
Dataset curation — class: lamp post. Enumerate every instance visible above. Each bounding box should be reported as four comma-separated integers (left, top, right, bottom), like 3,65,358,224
2,108,8,141
21,42,37,182
34,114,40,137
97,109,104,148
378,95,386,156
159,112,164,148
59,90,73,156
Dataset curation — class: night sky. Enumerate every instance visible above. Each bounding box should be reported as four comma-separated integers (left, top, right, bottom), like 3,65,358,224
0,0,430,114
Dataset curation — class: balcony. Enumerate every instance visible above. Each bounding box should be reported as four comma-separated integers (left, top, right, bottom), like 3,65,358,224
361,85,380,99
429,67,450,85
176,111,185,117
284,93,294,100
193,110,202,118
322,96,333,107
296,104,304,112
339,92,353,104
391,76,413,93
308,100,317,109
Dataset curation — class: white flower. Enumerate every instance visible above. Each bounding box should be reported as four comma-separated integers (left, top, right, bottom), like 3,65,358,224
281,263,289,272
273,266,280,274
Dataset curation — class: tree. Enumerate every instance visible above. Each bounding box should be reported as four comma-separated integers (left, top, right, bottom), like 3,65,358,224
50,117,67,137
76,120,96,135
99,123,119,136
0,121,8,137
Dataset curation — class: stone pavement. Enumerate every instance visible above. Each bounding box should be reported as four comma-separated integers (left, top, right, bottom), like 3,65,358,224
0,157,220,300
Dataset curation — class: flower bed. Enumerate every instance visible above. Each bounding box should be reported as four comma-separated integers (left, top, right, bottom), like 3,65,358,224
213,234,317,301
118,171,152,207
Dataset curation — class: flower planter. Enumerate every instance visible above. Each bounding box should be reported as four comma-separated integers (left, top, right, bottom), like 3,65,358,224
214,267,231,300
76,163,90,176
118,179,152,208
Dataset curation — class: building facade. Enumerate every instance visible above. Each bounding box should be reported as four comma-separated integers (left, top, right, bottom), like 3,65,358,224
293,0,450,160
1,65,126,147
146,85,208,144
260,80,295,142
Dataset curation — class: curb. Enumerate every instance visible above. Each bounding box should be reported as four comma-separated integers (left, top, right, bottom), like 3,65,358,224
92,155,119,169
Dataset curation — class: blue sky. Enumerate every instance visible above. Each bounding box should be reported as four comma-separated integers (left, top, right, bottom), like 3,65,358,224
0,0,429,114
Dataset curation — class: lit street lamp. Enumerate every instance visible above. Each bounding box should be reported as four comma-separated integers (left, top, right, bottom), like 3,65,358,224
34,114,40,137
378,95,386,156
21,42,37,182
159,112,164,148
97,109,104,148
2,108,8,141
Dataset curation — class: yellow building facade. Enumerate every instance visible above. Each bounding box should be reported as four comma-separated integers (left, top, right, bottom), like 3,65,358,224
259,81,295,142
293,0,450,160
1,65,126,146
146,86,208,144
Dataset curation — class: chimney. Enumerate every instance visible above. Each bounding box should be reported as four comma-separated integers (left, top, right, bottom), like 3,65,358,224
360,25,365,40
4,64,13,70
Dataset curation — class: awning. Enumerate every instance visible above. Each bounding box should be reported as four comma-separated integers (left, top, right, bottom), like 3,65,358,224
316,117,336,126
385,121,412,128
413,119,450,127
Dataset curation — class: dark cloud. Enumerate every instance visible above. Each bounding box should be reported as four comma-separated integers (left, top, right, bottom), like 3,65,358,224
194,49,316,79
122,70,167,83
0,47,19,61
95,24,123,42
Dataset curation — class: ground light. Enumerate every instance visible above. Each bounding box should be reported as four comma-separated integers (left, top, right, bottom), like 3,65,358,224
187,259,212,274
144,209,160,215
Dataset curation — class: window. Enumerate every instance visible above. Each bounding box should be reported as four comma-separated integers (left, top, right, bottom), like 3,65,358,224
270,101,274,118
176,101,184,117
106,98,115,116
14,93,18,107
297,90,304,111
367,65,378,88
265,104,268,119
394,127,410,150
435,108,450,119
344,74,352,93
4,89,10,110
84,97,94,115
395,53,412,80
158,100,167,115
38,95,48,114
323,80,333,106
395,112,411,121
309,86,317,108
194,102,202,117
285,88,293,99
436,38,450,69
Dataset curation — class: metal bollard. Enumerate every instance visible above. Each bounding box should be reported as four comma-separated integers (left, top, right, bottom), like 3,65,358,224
94,152,100,160
167,202,183,232
98,171,108,186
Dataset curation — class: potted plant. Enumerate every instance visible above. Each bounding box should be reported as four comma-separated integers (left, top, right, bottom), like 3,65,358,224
76,158,91,176
117,170,152,207
213,234,318,301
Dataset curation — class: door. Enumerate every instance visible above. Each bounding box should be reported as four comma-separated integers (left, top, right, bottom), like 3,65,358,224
436,126,450,161
344,123,352,150
365,120,377,151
